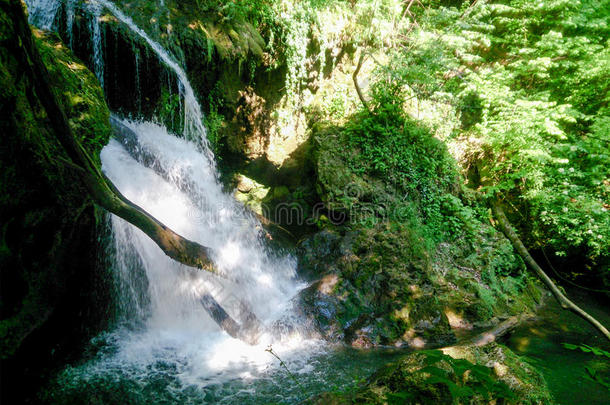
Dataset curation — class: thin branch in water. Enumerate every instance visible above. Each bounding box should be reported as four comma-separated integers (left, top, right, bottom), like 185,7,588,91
265,345,305,395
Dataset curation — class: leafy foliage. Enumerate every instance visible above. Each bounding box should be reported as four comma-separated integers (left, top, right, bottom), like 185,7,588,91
562,343,610,390
562,342,610,359
356,0,609,281
343,99,458,235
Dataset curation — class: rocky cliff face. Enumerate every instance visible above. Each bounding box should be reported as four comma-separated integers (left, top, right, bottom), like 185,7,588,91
0,2,112,400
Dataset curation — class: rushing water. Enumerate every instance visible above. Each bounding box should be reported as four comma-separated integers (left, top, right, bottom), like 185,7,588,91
25,0,338,401
89,1,104,89
26,0,61,29
68,119,326,400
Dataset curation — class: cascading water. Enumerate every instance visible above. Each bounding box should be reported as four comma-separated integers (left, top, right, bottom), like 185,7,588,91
89,1,104,89
98,119,315,386
25,0,338,400
65,0,76,47
26,0,61,29
94,0,213,157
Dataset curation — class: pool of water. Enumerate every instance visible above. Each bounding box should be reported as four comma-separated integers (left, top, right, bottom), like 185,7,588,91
43,293,609,404
44,339,406,404
507,290,610,405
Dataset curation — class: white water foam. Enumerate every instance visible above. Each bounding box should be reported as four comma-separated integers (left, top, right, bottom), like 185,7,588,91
99,120,317,387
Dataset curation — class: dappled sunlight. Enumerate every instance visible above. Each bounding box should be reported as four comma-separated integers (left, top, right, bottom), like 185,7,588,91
408,284,422,299
513,336,531,353
401,327,427,349
394,304,411,323
445,308,473,330
317,274,338,294
14,0,609,403
528,327,548,338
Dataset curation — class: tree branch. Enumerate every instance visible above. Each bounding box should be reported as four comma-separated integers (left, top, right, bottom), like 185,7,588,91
7,0,266,343
491,199,610,341
353,50,371,113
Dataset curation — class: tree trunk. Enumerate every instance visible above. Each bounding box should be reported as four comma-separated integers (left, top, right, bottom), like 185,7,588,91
491,200,610,341
353,50,371,113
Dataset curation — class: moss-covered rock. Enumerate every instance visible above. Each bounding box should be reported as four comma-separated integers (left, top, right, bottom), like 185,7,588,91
0,3,112,401
307,343,553,404
297,115,542,348
35,30,111,159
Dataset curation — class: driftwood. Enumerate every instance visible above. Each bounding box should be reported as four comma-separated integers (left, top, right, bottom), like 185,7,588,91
469,315,528,347
491,200,610,341
438,314,534,356
9,0,263,342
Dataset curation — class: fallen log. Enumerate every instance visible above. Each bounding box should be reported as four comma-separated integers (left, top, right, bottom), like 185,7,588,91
13,0,215,273
201,293,262,345
437,314,534,355
491,199,610,341
111,117,294,244
470,315,528,347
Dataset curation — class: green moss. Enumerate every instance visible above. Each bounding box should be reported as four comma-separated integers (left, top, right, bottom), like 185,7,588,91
302,103,539,346
0,12,111,364
35,30,111,162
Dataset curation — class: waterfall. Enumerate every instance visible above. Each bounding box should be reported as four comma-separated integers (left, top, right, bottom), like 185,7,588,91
90,1,104,89
65,0,75,47
25,0,319,389
25,0,211,158
103,120,303,330
134,47,141,114
26,0,61,29
94,0,213,159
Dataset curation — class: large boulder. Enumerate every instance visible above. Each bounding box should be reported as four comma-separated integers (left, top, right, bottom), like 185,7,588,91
296,118,543,348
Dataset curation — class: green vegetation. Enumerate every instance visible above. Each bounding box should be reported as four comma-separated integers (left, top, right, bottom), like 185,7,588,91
266,0,609,287
562,343,610,390
6,0,609,402
36,31,111,162
357,0,609,281
310,343,553,404
383,350,515,403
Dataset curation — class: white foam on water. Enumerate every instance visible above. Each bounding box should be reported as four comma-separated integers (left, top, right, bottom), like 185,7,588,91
98,120,317,388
